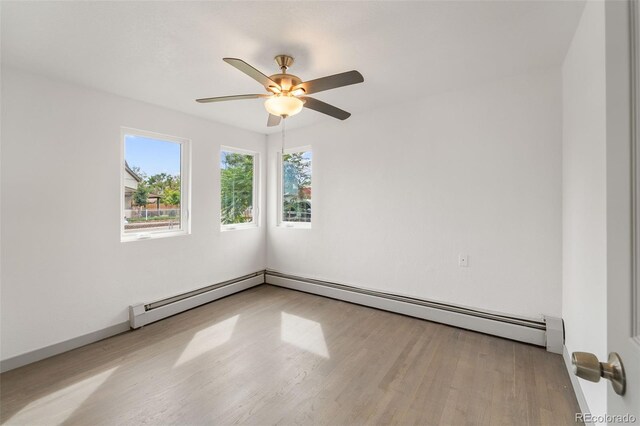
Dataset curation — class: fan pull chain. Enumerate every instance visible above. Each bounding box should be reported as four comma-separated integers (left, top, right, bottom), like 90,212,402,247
281,117,286,157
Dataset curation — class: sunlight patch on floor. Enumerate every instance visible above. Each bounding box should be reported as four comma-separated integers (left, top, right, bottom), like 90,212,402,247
5,367,117,425
174,315,240,367
281,312,330,358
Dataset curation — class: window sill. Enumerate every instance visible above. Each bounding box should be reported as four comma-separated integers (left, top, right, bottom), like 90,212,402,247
121,229,189,242
221,223,258,232
279,222,312,229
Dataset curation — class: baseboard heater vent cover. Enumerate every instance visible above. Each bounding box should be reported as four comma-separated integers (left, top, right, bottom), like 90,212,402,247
265,270,550,348
129,271,264,329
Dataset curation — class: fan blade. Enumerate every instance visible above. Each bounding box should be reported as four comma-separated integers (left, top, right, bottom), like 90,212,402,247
301,96,351,120
196,94,268,103
223,58,280,89
292,70,363,95
267,114,281,127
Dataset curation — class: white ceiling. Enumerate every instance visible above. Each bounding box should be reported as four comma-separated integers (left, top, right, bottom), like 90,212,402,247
1,1,585,135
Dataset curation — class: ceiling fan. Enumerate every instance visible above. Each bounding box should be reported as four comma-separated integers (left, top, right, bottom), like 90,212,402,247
196,55,364,127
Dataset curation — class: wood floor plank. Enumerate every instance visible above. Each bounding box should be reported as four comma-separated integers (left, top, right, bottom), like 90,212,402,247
0,285,580,425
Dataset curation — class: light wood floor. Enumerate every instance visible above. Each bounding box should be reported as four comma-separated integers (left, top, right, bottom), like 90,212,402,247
1,285,580,425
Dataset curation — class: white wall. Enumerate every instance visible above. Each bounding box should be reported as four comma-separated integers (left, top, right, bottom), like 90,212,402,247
561,0,607,416
267,69,563,320
0,67,267,361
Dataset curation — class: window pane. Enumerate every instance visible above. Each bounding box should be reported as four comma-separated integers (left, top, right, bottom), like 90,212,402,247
220,151,255,225
123,135,182,234
282,150,312,223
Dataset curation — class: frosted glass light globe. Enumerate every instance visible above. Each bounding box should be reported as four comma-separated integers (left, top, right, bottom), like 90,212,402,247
264,95,304,117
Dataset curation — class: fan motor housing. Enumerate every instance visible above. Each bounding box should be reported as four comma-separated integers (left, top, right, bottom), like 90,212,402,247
269,73,302,92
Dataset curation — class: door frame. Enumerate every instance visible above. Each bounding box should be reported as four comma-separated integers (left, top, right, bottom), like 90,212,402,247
606,0,640,417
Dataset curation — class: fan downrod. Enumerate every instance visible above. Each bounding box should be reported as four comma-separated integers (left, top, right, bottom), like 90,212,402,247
275,55,294,73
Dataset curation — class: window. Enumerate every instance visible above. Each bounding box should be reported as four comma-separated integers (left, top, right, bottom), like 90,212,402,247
121,128,190,241
280,147,312,227
220,147,257,230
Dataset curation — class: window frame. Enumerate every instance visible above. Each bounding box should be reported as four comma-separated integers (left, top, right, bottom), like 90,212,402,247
120,127,191,242
219,146,259,231
278,145,312,229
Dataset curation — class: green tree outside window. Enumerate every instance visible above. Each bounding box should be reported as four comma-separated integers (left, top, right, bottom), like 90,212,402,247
221,152,254,225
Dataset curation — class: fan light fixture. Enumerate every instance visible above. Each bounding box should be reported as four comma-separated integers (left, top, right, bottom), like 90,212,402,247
264,94,304,118
196,55,364,126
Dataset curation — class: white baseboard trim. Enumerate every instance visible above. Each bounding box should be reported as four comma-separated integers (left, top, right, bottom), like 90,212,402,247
129,272,265,329
563,345,594,425
0,321,130,373
1,272,265,373
266,271,547,347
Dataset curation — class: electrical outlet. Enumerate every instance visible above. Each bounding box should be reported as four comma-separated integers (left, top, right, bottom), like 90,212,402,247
458,254,469,267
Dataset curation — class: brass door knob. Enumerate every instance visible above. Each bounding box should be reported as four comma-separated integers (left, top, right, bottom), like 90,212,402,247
571,351,626,395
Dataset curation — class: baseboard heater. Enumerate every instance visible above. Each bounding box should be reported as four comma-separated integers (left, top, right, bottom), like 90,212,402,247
265,270,554,349
129,271,264,329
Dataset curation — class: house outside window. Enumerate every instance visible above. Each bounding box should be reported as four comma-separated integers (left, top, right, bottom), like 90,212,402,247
280,147,312,228
121,128,190,241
